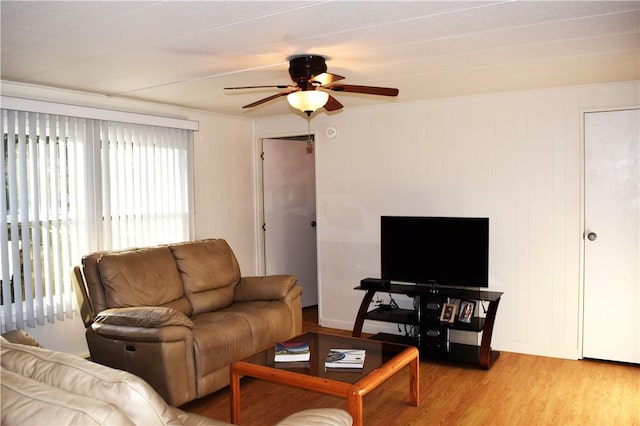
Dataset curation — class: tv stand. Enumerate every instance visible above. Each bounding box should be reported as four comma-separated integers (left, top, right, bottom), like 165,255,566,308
353,283,503,369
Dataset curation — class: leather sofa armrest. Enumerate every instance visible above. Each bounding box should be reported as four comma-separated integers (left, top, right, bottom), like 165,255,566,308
234,275,297,302
90,322,193,343
276,408,353,426
94,306,194,329
172,408,234,426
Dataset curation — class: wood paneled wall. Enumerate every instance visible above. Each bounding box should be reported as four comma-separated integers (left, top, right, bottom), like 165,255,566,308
257,81,640,360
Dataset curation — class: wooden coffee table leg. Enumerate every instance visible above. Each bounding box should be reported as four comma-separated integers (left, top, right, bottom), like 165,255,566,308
230,365,241,424
409,353,419,405
347,389,364,426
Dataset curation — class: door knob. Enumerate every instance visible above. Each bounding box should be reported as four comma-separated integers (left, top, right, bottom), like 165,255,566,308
310,221,316,228
587,232,597,241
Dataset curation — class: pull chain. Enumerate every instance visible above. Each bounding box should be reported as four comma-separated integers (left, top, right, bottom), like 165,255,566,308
306,116,314,154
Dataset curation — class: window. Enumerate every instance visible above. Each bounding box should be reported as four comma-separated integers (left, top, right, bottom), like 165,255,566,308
1,106,194,332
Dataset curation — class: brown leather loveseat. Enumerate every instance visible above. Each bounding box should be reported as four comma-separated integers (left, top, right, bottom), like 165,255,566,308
73,238,302,407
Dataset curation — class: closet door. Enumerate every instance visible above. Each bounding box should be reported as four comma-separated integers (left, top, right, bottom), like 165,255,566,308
583,109,639,364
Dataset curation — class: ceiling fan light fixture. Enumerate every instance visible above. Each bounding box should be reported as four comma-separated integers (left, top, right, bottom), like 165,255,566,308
287,90,329,115
228,54,398,113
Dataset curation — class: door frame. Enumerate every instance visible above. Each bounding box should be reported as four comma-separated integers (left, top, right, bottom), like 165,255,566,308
254,131,319,277
579,105,640,359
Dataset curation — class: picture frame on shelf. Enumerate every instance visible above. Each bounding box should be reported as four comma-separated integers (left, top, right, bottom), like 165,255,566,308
457,300,475,324
440,303,457,323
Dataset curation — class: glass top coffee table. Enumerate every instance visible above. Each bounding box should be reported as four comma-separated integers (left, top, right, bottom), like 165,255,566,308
230,331,419,426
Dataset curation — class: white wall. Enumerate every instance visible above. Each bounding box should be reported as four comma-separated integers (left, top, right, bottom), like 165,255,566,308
256,81,640,360
1,82,256,355
3,80,638,359
191,109,258,270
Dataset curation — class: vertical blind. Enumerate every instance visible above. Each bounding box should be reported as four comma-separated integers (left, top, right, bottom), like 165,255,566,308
1,109,192,332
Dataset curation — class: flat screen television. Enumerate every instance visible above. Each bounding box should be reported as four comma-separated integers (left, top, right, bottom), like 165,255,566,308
380,216,489,288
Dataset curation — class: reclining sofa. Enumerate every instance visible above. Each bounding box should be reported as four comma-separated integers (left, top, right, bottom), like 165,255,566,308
1,330,353,426
73,238,303,407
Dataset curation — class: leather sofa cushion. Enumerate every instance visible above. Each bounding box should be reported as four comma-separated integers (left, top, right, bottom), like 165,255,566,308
98,246,191,315
170,239,241,314
0,340,180,425
1,329,42,347
191,300,293,375
1,367,134,425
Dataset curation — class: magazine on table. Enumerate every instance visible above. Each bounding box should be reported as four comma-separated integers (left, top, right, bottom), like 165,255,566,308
325,349,366,369
274,341,310,362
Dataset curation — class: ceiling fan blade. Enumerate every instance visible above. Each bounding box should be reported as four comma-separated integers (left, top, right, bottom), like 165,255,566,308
312,72,345,85
242,91,294,108
225,84,292,90
323,94,343,112
327,84,399,97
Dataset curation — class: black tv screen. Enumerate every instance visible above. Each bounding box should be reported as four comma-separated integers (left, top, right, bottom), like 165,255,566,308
381,216,489,287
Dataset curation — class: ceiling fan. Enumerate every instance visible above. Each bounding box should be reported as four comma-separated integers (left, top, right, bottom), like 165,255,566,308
224,55,399,116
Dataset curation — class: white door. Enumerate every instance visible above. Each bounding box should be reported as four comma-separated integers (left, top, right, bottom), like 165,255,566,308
262,138,318,307
583,109,639,364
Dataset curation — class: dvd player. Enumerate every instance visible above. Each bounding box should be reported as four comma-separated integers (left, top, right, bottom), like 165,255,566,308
360,278,391,290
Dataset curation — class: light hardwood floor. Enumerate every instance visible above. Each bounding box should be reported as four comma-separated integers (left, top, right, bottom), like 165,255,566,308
181,306,640,425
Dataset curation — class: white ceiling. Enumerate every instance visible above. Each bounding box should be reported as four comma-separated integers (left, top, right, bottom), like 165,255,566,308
1,1,639,118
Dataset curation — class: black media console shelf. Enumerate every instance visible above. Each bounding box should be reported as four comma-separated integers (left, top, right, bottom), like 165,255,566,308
353,283,503,369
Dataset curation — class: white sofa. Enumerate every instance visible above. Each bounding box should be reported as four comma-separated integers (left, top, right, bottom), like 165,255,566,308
0,331,352,426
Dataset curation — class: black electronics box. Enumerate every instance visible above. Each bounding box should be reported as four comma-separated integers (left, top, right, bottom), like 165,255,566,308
360,278,391,290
